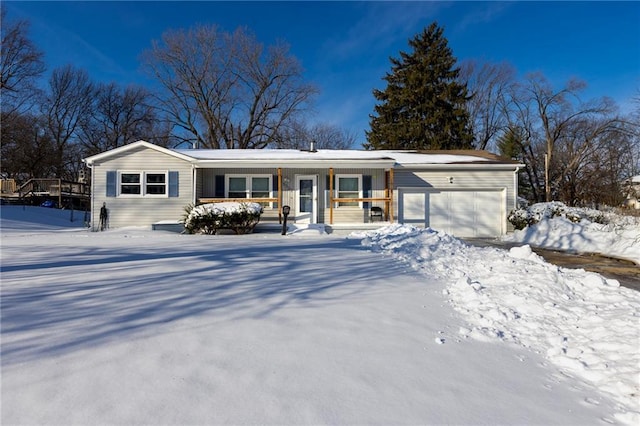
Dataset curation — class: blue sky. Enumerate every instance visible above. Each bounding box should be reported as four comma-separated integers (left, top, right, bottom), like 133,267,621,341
5,1,640,145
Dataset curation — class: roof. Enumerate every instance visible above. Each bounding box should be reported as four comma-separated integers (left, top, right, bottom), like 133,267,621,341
84,141,523,169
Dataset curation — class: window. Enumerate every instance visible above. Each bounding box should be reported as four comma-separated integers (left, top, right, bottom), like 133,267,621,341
225,175,273,207
145,173,166,195
228,177,247,199
120,173,141,195
336,175,362,207
118,171,168,197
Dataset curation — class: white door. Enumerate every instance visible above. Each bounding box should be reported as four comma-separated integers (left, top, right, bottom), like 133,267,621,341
400,188,504,237
296,175,317,224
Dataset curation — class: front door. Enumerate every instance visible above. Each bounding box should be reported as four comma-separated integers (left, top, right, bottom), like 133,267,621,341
296,175,317,224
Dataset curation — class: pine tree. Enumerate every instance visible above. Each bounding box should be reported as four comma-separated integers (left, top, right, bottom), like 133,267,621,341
365,22,473,150
497,127,525,159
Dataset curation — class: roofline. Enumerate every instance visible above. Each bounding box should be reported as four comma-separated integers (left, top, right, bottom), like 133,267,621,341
192,159,397,169
83,143,523,169
394,163,524,170
412,149,522,164
83,140,195,165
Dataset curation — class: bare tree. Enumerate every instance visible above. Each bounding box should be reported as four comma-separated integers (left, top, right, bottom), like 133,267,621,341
270,120,356,150
554,112,629,206
41,65,95,179
1,111,55,180
502,72,633,205
78,82,160,156
141,25,318,149
460,60,516,151
507,74,618,202
0,10,45,114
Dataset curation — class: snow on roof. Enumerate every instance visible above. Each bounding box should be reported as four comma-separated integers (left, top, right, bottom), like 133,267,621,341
173,149,395,161
381,151,490,164
84,140,520,167
173,148,515,165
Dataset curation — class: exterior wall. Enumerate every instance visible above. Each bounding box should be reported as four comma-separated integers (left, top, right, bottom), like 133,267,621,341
196,167,387,224
393,167,519,232
90,146,193,230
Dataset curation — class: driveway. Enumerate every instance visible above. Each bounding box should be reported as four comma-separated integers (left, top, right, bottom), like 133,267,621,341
466,239,640,292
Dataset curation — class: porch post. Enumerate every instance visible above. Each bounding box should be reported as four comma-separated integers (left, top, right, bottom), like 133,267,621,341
278,167,283,223
329,167,334,225
389,168,394,223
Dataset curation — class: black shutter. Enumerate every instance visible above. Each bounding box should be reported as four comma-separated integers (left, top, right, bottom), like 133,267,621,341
272,174,279,208
363,175,372,208
215,175,225,198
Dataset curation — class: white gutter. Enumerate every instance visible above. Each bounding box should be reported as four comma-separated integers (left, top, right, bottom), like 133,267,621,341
394,162,525,170
514,165,522,209
191,164,197,205
81,159,96,231
191,159,397,169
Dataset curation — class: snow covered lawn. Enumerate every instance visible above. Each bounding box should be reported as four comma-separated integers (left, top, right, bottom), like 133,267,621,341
1,206,638,425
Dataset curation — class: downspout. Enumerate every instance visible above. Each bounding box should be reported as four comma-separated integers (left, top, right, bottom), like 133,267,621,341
389,168,394,223
278,167,283,224
83,159,95,231
514,166,521,209
329,167,334,224
192,164,197,205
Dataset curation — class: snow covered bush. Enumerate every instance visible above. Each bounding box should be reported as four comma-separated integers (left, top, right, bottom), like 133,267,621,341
182,202,263,235
508,201,607,230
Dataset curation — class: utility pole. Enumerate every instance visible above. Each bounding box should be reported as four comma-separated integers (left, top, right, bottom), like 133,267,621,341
545,153,550,202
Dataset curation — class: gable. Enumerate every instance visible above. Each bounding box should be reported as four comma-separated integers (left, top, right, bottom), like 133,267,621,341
84,140,194,166
87,144,192,169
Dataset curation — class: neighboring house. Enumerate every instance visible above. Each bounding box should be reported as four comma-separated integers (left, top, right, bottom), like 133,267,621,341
83,140,523,237
622,175,640,209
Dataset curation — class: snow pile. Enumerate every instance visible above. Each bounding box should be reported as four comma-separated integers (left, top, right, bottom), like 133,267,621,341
504,205,640,264
359,224,640,424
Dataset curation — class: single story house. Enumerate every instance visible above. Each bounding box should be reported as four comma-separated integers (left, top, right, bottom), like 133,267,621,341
82,140,523,237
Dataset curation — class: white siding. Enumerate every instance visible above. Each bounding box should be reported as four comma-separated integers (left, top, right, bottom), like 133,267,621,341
90,146,193,230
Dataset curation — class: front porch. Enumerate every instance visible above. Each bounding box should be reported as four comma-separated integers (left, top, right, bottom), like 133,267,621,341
194,167,395,226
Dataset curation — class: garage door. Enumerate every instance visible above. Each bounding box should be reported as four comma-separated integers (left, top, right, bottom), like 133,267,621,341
399,189,504,238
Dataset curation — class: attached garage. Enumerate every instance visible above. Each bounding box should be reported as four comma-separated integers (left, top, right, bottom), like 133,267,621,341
392,151,522,239
398,188,505,238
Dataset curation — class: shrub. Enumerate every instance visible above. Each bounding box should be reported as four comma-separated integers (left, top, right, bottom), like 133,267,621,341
182,202,263,235
508,201,608,230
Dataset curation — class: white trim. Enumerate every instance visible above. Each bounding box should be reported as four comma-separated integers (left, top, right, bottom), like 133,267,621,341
117,170,169,198
335,174,362,208
397,186,506,237
225,174,274,208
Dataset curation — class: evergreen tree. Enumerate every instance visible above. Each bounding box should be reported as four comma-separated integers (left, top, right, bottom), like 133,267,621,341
497,126,525,159
365,22,473,150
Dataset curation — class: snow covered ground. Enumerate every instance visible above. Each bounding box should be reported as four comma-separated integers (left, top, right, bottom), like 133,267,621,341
1,206,639,425
503,203,640,265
